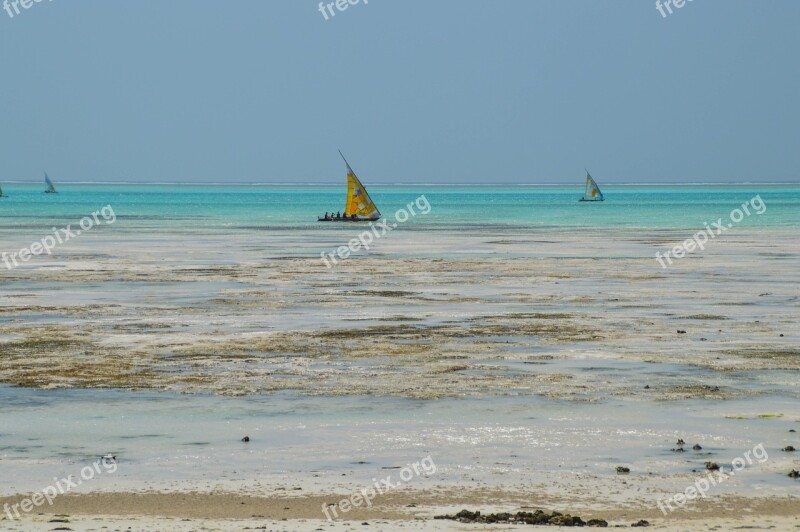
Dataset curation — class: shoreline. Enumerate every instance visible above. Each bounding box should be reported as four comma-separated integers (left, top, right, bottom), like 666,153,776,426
1,490,799,530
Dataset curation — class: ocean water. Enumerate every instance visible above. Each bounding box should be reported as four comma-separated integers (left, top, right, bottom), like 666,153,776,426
0,184,798,235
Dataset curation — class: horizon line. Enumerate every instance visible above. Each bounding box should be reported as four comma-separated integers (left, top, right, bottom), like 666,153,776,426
0,181,799,187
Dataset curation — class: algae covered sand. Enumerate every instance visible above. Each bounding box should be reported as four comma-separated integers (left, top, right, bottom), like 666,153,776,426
0,228,797,401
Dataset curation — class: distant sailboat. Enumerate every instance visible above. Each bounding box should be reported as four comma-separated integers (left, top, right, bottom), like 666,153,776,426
44,172,57,194
579,170,604,202
318,151,382,222
0,183,4,197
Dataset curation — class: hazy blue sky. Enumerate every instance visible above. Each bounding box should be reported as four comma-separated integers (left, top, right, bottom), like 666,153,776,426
1,0,798,184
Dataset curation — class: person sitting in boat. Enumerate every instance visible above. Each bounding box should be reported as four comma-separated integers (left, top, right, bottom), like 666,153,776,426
351,213,357,220
323,212,330,220
336,211,341,219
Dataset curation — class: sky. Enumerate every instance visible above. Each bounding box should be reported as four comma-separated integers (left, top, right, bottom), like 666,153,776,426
0,0,798,184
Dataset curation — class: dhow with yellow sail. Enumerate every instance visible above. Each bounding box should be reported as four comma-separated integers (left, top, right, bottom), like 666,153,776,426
319,151,381,222
579,170,604,202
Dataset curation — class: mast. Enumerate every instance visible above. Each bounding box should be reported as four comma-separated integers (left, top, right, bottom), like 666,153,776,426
339,149,354,175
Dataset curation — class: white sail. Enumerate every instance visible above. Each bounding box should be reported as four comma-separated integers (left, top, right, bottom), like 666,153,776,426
44,173,57,194
581,171,604,201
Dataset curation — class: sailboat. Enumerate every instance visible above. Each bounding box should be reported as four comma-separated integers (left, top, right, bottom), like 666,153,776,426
318,151,381,222
44,173,57,194
579,170,604,202
0,183,4,198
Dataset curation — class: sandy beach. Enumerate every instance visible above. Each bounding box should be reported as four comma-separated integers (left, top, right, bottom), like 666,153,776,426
1,490,799,530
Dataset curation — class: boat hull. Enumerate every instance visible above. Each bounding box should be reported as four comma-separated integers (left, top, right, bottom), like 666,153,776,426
318,217,379,222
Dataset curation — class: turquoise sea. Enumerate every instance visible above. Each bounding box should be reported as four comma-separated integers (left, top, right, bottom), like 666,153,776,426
0,184,798,234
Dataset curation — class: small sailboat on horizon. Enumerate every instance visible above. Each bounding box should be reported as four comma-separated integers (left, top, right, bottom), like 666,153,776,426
318,151,382,222
44,172,57,194
0,183,4,198
579,170,604,202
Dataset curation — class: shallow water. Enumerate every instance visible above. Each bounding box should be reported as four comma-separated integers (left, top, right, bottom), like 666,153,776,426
0,386,798,499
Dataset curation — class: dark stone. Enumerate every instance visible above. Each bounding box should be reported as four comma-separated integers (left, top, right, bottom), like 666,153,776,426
788,470,800,479
241,436,250,442
616,466,631,474
705,461,720,471
631,520,651,527
676,439,686,446
784,446,796,452
435,509,605,526
693,444,703,450
455,510,479,521
677,330,686,334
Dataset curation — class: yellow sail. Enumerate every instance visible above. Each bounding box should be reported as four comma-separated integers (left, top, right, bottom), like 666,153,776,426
343,156,381,220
